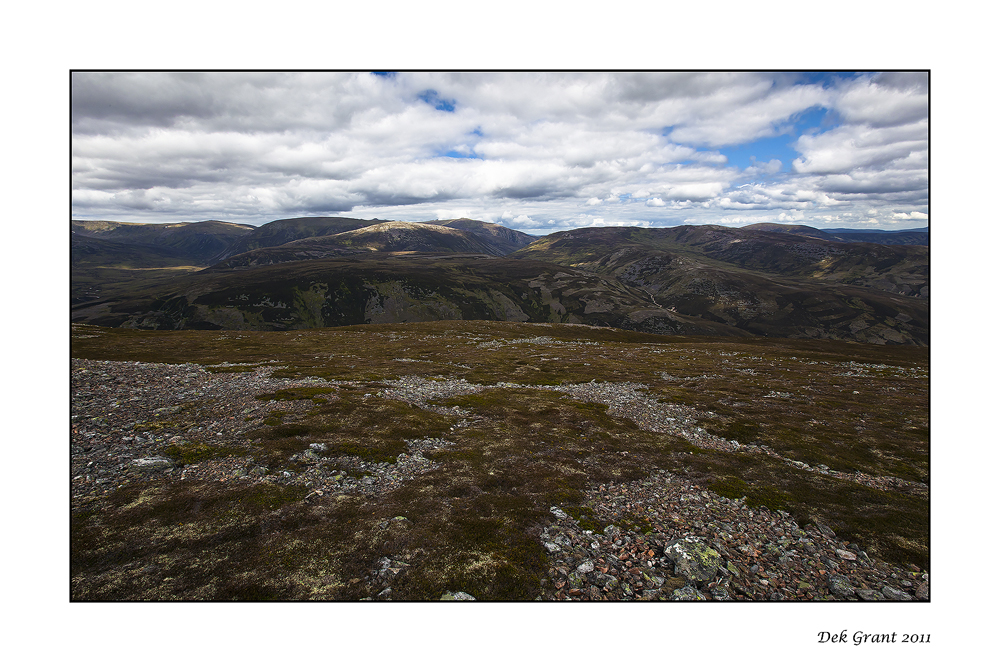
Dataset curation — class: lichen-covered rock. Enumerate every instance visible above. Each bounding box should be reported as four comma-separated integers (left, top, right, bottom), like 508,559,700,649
710,585,732,601
440,591,475,601
670,585,708,601
827,574,856,599
592,573,618,590
663,536,722,583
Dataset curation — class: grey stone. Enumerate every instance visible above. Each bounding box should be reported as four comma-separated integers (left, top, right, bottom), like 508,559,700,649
130,456,174,472
710,585,732,601
915,581,929,600
550,506,568,519
567,572,586,589
544,542,561,553
815,521,836,537
857,589,882,601
592,573,618,590
827,574,856,599
577,560,594,574
440,591,475,601
663,537,722,583
881,585,913,601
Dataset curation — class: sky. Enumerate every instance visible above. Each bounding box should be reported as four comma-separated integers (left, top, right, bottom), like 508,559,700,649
71,71,928,235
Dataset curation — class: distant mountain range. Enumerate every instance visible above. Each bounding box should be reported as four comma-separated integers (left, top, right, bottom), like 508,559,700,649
71,216,928,345
747,223,928,246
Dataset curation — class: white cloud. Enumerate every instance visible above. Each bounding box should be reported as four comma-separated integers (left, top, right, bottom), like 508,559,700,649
792,121,927,175
71,71,929,231
833,73,928,127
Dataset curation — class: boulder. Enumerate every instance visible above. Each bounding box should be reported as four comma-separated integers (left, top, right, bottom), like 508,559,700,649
827,574,856,599
663,536,722,583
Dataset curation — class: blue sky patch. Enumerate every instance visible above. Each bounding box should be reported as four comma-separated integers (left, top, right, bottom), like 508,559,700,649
720,106,837,171
418,89,456,112
721,136,797,172
441,149,482,159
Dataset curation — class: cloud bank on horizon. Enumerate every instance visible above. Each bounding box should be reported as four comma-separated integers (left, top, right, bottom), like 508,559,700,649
71,71,928,234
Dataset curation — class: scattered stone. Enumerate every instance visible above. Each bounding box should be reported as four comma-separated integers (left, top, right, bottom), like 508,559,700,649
815,522,836,538
671,585,708,601
71,358,929,603
130,456,175,472
881,585,912,601
440,591,476,601
835,548,857,561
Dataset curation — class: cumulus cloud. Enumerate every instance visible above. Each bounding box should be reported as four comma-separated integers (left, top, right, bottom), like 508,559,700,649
792,121,927,174
72,71,928,231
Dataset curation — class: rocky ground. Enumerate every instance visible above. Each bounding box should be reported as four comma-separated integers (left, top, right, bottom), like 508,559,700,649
539,475,926,601
71,357,928,601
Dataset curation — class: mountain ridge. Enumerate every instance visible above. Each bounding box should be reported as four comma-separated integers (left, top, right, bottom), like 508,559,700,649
71,217,928,345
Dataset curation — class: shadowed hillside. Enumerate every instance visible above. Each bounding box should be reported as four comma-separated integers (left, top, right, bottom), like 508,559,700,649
71,218,928,345
72,220,255,263
76,254,751,336
511,226,928,345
